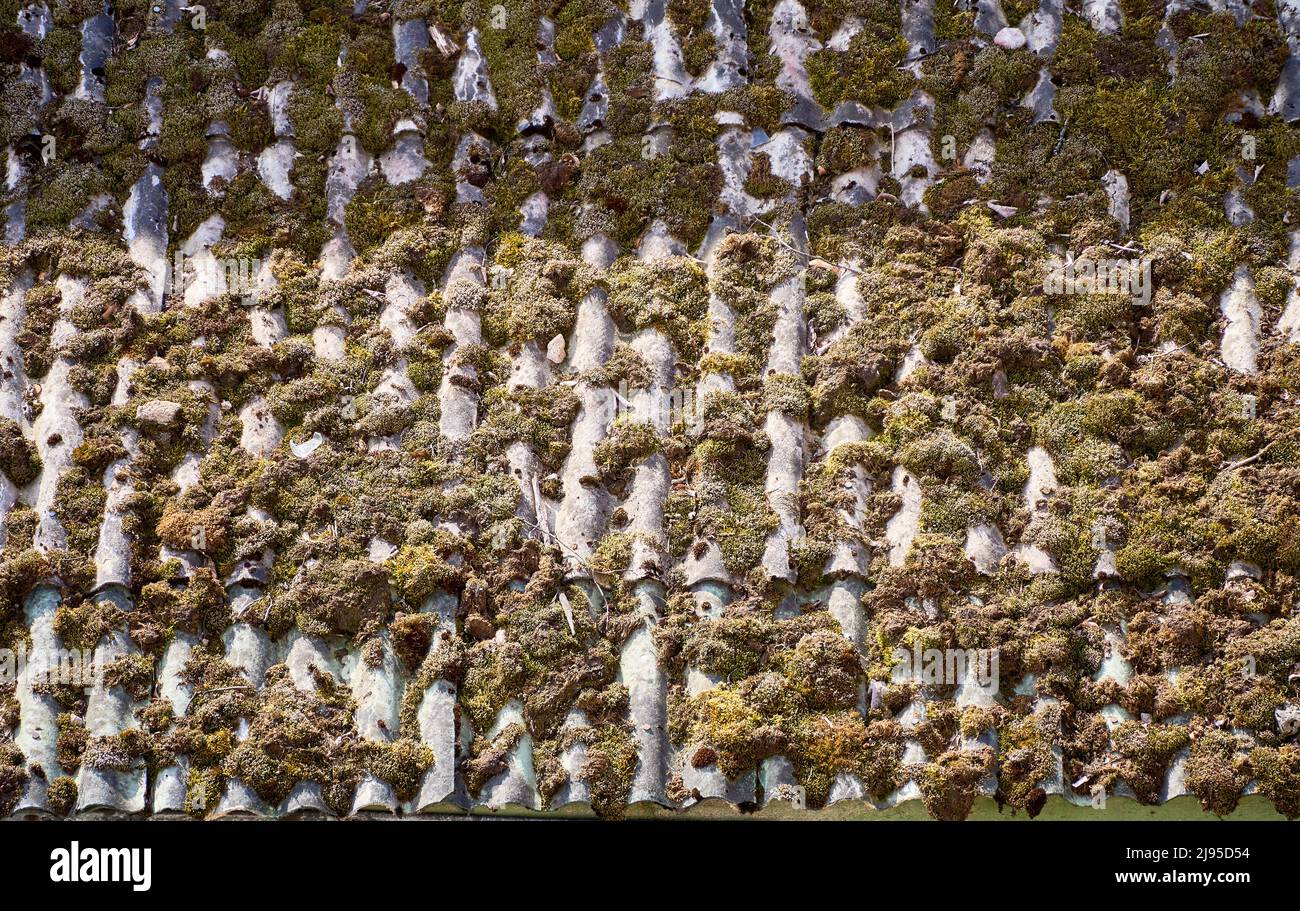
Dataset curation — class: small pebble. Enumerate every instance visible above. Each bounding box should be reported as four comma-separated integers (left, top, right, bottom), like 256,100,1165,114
994,27,1027,50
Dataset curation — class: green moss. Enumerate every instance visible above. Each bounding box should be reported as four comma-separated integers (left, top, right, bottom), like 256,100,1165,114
482,236,593,345
24,159,110,233
567,128,721,249
102,653,154,701
566,719,638,818
1248,743,1300,820
605,255,710,361
805,4,915,111
817,126,879,176
761,372,811,418
46,775,77,816
391,537,463,605
743,151,789,199
464,722,527,794
174,568,232,635
663,602,889,806
343,178,432,257
286,85,345,154
1099,720,1190,804
81,728,150,773
552,0,618,61
915,747,994,821
590,531,635,578
898,428,981,484
54,712,87,773
173,655,435,814
1182,722,1248,817
716,84,792,135
687,399,780,578
582,343,651,389
281,558,394,639
214,169,331,260
994,708,1057,816
471,384,581,470
1170,13,1288,129
593,419,661,478
0,742,29,817
0,418,40,485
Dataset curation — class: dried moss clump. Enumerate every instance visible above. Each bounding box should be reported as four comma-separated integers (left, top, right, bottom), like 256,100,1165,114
0,418,40,485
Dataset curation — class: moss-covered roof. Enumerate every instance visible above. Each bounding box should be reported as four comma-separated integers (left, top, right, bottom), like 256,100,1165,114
1,0,1300,821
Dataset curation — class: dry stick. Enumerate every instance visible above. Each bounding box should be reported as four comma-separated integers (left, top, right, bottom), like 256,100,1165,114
748,216,864,276
895,50,937,70
1145,341,1190,360
1223,439,1280,472
1052,116,1069,156
189,684,255,706
1104,240,1142,254
521,515,610,612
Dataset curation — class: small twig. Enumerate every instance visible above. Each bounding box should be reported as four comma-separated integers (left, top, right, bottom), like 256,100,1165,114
748,216,864,276
1148,342,1190,359
1104,240,1143,254
521,516,610,612
1051,116,1070,156
1223,440,1278,472
191,684,253,704
895,50,937,70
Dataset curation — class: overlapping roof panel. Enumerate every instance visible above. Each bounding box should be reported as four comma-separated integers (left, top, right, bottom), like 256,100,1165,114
1,0,1300,821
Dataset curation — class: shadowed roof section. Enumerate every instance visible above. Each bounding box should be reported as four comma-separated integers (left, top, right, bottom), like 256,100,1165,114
1,0,1299,821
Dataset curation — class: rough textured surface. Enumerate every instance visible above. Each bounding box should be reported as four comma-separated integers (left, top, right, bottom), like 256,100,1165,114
1,0,1300,821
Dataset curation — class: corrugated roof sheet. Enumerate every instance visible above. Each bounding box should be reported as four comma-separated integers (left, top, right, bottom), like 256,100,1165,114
1,0,1300,821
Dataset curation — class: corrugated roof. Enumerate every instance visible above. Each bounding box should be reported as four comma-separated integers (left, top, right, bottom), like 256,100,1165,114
1,0,1300,821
